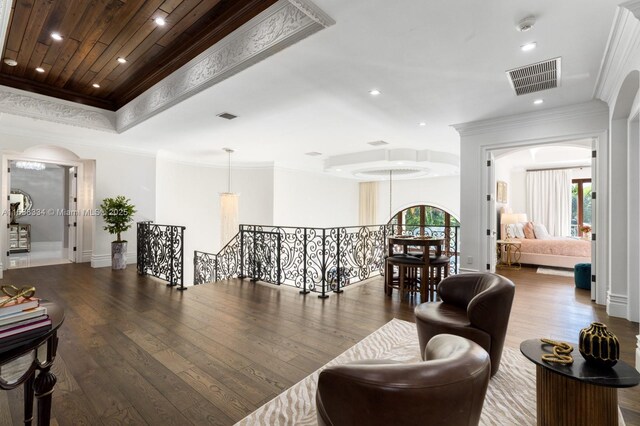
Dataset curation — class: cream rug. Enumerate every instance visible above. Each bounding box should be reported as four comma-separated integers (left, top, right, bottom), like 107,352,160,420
236,319,535,425
537,267,574,277
236,319,625,426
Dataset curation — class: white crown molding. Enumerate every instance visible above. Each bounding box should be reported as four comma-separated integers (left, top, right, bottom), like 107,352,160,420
116,0,334,132
287,0,335,27
0,86,116,131
451,101,608,137
0,0,12,57
594,2,640,104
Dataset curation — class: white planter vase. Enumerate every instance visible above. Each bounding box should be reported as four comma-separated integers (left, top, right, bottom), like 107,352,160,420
111,241,127,270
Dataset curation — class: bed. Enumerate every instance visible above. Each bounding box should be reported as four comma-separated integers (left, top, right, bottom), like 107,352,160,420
501,221,591,269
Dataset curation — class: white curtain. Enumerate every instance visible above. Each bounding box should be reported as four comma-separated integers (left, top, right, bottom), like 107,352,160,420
525,170,572,236
359,182,378,225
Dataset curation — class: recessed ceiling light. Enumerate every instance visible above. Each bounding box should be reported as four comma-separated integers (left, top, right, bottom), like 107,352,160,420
154,17,166,26
92,83,100,88
419,122,427,126
51,32,63,41
397,161,404,165
117,57,127,64
335,168,342,172
369,89,381,96
3,58,17,66
35,67,45,73
533,99,544,105
521,42,537,52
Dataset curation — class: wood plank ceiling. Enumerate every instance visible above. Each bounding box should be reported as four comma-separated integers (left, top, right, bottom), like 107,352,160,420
0,0,279,110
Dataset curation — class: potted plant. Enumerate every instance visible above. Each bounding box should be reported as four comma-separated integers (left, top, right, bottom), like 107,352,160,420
100,196,136,269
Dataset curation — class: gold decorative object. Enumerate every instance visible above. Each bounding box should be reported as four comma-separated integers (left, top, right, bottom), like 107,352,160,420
540,338,574,365
0,285,36,307
579,322,619,367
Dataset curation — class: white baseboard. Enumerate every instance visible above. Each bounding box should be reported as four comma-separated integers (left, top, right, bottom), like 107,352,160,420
81,250,92,263
91,253,137,268
459,267,479,273
31,241,63,251
606,292,628,318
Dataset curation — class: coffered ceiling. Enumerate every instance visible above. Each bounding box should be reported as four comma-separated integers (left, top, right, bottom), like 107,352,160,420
0,0,278,110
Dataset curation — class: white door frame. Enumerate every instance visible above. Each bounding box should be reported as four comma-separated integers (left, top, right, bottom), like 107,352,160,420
479,130,608,305
1,154,84,271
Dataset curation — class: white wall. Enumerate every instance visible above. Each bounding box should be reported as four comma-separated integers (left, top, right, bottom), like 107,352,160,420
375,175,460,222
155,156,275,285
273,168,359,227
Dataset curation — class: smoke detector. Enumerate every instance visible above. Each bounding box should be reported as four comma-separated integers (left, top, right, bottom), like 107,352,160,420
516,16,536,32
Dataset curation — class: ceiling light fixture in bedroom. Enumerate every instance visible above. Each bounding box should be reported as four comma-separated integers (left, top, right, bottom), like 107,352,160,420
521,42,537,52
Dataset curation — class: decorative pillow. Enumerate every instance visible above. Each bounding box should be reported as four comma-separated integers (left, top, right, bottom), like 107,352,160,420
533,223,551,239
513,223,525,239
523,222,535,239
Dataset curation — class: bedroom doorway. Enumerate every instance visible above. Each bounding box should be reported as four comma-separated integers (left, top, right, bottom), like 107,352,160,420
484,135,606,305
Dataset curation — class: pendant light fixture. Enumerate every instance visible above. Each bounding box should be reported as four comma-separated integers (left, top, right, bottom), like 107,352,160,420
220,148,239,246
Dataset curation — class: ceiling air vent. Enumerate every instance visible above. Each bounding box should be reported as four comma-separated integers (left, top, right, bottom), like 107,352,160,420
367,140,389,147
217,112,238,120
506,57,561,96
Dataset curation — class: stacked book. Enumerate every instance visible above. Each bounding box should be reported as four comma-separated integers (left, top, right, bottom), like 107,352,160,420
0,296,50,348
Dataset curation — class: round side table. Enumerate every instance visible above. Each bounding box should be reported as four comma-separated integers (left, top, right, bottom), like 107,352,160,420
520,339,640,426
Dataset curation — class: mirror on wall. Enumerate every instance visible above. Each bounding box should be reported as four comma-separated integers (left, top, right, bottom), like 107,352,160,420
9,189,33,224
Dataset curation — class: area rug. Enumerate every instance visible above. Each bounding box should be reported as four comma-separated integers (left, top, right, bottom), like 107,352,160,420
236,319,532,425
537,267,574,277
236,319,625,426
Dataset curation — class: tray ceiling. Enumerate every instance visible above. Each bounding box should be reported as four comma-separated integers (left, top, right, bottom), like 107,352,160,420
0,0,279,110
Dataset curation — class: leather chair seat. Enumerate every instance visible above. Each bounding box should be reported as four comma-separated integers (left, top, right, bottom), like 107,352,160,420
386,254,424,265
429,255,451,265
415,303,491,357
316,334,491,426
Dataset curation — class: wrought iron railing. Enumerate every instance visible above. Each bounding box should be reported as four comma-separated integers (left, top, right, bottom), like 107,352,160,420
194,223,460,297
137,221,186,290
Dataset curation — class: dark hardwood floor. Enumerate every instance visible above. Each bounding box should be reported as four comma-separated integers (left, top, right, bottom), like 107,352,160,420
0,264,638,425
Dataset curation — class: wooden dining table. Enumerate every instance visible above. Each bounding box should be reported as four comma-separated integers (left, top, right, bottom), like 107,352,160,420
386,236,444,299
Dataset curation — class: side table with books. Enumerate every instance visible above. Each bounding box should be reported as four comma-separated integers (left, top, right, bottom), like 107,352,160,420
0,293,64,426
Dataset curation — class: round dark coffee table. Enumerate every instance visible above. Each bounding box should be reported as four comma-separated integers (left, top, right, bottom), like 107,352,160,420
520,339,640,426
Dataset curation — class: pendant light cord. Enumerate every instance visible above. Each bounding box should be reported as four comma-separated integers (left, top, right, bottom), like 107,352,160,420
228,150,231,193
389,170,392,221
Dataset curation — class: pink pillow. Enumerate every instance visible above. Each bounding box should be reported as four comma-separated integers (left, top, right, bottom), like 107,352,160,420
524,222,535,239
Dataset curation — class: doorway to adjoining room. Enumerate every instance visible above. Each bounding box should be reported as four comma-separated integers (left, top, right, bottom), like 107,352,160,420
7,160,77,269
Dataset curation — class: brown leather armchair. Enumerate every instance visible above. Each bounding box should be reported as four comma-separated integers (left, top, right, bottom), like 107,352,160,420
316,334,491,426
414,272,515,376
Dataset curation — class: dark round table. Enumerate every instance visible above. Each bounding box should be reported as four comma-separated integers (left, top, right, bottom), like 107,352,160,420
0,301,65,426
520,338,640,426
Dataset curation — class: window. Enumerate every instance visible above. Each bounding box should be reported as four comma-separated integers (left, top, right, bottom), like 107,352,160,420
571,179,592,236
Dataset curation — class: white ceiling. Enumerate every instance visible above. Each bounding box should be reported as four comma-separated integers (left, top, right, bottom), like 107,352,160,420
0,0,622,173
